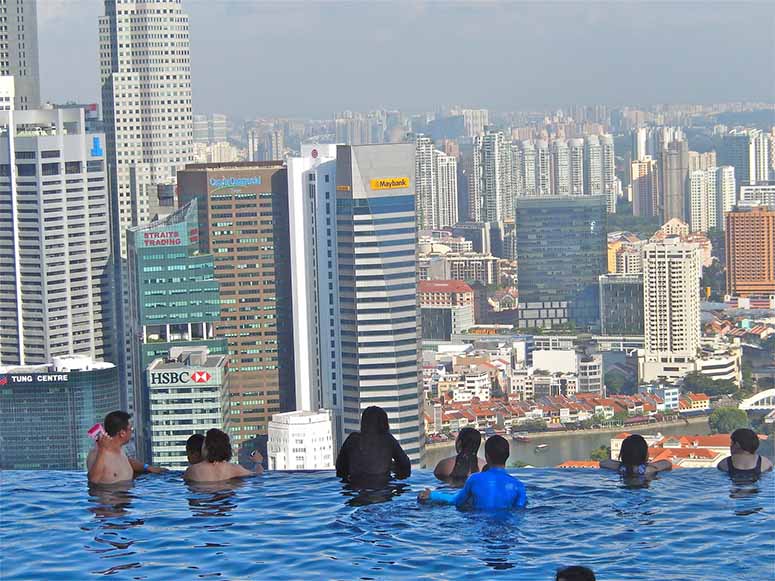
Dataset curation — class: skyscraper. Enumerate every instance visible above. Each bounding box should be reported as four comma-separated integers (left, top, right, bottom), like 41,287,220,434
475,130,514,222
631,156,659,218
688,166,735,233
601,133,617,213
99,0,193,256
551,139,570,195
515,195,607,328
521,140,536,196
568,138,585,195
415,136,459,230
720,129,771,186
640,238,701,382
599,274,644,336
0,108,112,367
725,204,775,298
178,162,295,445
535,139,551,196
659,139,689,223
0,0,39,110
584,135,602,196
415,136,435,230
335,144,423,464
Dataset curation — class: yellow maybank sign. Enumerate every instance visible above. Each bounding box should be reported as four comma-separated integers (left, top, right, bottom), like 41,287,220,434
370,177,410,190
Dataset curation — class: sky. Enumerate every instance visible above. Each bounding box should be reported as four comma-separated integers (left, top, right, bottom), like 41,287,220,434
38,1,775,118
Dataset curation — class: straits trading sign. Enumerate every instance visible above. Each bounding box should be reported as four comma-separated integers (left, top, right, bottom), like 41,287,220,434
143,230,182,246
209,176,262,191
370,177,410,190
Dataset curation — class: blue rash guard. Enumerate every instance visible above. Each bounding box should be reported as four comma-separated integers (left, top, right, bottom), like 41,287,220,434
428,467,527,510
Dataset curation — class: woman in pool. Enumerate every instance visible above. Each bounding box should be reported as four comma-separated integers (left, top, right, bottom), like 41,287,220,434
433,427,486,483
336,406,411,484
184,429,263,482
600,434,672,477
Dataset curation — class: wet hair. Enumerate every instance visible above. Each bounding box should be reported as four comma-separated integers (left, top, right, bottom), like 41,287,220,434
450,428,482,480
104,411,132,437
484,435,510,466
186,433,205,457
556,566,596,581
360,406,389,435
204,429,232,463
619,434,648,475
731,428,759,453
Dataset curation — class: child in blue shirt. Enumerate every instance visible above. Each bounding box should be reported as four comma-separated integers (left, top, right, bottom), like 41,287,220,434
418,435,527,510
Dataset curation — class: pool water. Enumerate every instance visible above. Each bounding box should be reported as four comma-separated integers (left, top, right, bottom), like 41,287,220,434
1,469,773,580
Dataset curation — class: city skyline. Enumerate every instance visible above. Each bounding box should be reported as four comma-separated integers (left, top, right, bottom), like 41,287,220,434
37,1,775,117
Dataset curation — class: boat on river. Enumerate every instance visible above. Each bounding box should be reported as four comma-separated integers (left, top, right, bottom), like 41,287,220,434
535,443,549,451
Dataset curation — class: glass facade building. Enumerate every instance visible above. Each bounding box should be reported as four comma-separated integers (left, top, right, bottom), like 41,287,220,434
0,358,119,470
515,195,607,328
599,274,645,336
127,200,226,461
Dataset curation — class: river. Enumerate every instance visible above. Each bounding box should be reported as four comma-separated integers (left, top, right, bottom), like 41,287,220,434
421,420,775,468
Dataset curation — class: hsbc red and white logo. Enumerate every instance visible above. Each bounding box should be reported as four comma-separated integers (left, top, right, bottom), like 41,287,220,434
191,371,211,383
150,370,214,385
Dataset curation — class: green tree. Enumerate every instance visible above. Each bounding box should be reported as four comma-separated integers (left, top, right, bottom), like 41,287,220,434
683,372,737,397
589,445,611,462
708,407,749,434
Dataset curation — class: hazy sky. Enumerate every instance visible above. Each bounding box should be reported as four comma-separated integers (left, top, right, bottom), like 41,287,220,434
38,1,774,118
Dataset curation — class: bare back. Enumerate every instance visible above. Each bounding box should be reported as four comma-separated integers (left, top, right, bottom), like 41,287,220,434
183,461,254,483
433,455,487,481
87,446,134,484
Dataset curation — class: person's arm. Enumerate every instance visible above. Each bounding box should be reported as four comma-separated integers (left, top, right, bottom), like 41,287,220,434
87,435,112,482
599,459,621,472
128,457,167,474
717,457,730,472
391,436,411,479
513,482,528,509
335,436,352,478
650,460,672,473
433,458,453,480
431,476,473,508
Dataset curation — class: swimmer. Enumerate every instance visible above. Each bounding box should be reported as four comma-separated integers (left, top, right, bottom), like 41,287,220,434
717,428,773,478
183,428,263,482
186,433,205,465
433,427,486,482
556,566,596,581
600,434,671,477
418,435,527,510
87,411,166,484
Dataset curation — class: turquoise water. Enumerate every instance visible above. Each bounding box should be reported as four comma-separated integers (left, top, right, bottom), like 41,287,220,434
1,469,773,580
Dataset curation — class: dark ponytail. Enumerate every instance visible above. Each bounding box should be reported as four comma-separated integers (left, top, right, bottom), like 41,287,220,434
450,428,482,480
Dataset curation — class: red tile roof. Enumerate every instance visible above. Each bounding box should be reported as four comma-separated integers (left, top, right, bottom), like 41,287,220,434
419,280,474,294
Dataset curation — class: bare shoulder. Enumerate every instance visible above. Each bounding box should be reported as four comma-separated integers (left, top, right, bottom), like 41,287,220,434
230,463,254,478
717,457,730,472
434,457,454,478
86,446,97,470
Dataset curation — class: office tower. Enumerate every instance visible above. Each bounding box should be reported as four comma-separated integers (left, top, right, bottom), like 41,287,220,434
260,129,284,161
515,196,607,328
568,138,585,195
725,205,775,297
640,238,701,381
178,162,295,445
601,134,617,213
688,150,717,172
521,140,537,196
210,114,228,142
0,356,119,469
462,109,489,137
287,144,343,442
659,139,689,222
599,274,644,336
720,129,771,185
267,410,334,470
145,347,229,469
631,156,659,217
99,0,193,256
0,108,112,366
688,166,736,233
419,280,475,341
740,182,775,207
126,201,226,461
475,130,513,222
193,115,209,143
247,128,260,162
551,139,570,195
584,135,602,196
0,0,39,110
535,139,551,196
335,144,423,464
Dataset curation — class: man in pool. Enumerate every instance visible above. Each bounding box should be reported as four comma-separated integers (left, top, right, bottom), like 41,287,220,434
417,435,527,509
186,433,205,465
717,428,773,478
87,411,166,484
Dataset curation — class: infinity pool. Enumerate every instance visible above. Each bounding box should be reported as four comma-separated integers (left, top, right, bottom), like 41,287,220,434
1,469,773,580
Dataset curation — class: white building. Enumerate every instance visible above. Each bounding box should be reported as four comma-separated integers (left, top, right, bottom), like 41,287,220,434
0,0,39,110
450,371,491,403
0,108,112,366
721,128,771,186
601,134,617,213
534,139,551,196
475,130,514,222
585,135,603,196
267,410,334,471
740,182,775,207
568,138,585,195
639,238,701,383
0,76,15,111
639,384,681,411
415,136,458,230
688,166,736,233
461,108,489,138
551,139,571,195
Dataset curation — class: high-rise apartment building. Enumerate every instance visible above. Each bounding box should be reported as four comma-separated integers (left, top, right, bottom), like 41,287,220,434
335,144,423,464
631,156,659,218
740,182,775,207
521,140,536,196
415,136,457,230
126,201,226,460
535,140,551,196
99,0,193,255
435,150,458,228
584,135,603,197
688,166,735,233
568,138,585,195
660,139,689,223
720,129,771,185
515,195,607,328
461,109,489,137
640,238,701,382
0,108,112,367
725,205,775,298
601,134,617,213
0,0,39,110
474,130,513,222
688,150,717,172
551,139,570,195
178,162,295,444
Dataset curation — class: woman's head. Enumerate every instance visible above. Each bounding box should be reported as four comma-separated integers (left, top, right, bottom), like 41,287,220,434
619,434,648,467
204,428,232,463
731,428,759,454
455,427,482,455
360,406,389,435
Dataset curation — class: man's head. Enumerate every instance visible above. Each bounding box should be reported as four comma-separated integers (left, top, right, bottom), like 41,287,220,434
103,411,133,444
484,435,510,467
186,433,205,465
556,566,596,581
204,429,232,463
731,428,759,454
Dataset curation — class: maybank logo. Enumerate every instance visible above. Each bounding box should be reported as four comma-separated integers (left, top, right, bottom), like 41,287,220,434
209,176,262,190
370,177,410,190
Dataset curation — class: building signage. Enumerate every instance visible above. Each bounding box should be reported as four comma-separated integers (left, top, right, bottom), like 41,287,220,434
143,230,182,246
370,177,410,190
209,176,262,190
336,185,351,191
1,374,69,384
468,328,498,335
149,369,214,386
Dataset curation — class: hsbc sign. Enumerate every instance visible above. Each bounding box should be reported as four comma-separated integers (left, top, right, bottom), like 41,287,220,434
149,369,217,386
